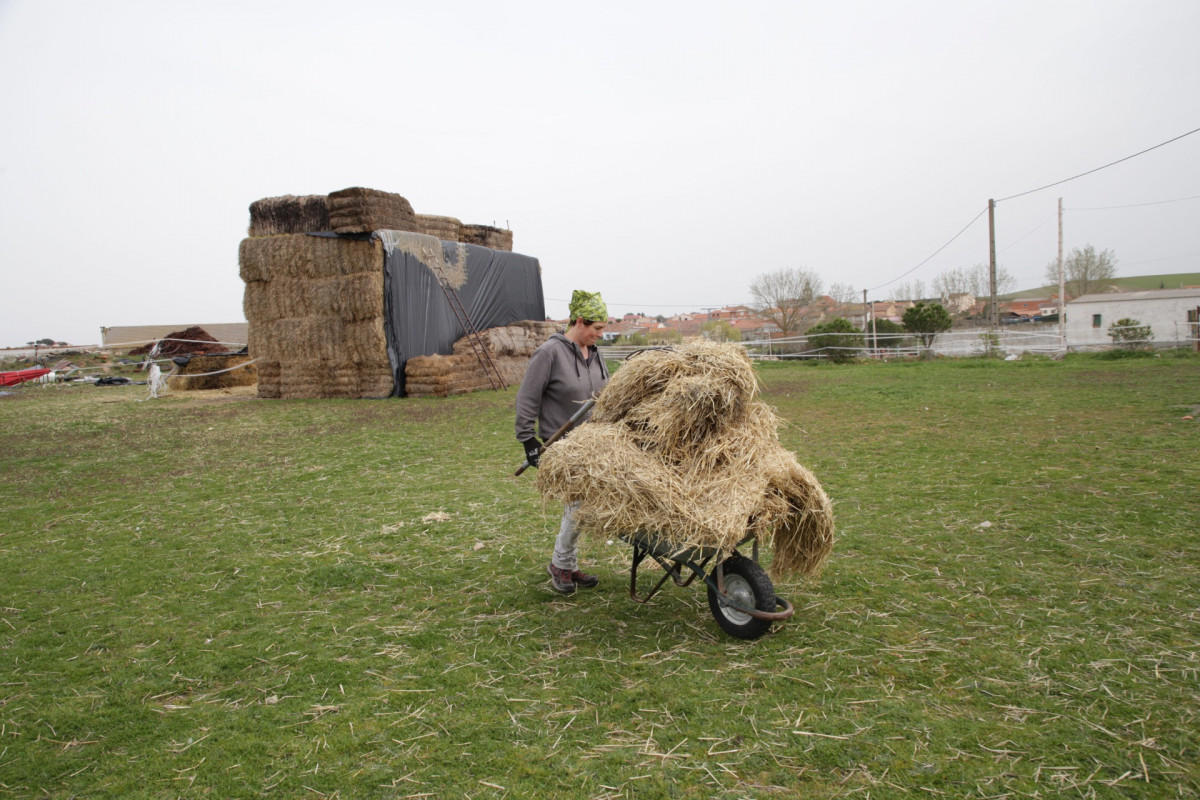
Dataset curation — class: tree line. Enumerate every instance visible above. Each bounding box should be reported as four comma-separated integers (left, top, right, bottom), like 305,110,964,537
749,244,1119,340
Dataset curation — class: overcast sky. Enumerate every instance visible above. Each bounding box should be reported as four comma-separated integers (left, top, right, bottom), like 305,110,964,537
1,0,1197,346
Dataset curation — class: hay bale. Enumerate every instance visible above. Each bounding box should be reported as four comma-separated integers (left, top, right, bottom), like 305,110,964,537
273,359,394,400
404,353,535,397
537,341,834,578
240,233,383,283
248,195,330,236
450,321,558,359
460,224,513,251
167,353,258,391
404,322,559,397
257,359,281,398
327,187,418,234
415,214,464,241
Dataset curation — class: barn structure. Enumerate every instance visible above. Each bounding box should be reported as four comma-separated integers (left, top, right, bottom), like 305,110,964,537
240,188,549,398
1065,288,1200,349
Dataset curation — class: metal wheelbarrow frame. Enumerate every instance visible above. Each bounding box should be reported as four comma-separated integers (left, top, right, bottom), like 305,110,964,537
621,531,795,640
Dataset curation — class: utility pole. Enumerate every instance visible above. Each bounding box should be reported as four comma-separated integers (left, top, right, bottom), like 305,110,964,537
862,289,870,358
1057,197,1065,348
988,198,998,328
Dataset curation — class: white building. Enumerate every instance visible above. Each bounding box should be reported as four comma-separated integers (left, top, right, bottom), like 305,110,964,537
1065,288,1200,348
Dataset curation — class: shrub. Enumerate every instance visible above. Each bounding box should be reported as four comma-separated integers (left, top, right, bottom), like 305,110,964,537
806,318,861,363
1108,318,1153,350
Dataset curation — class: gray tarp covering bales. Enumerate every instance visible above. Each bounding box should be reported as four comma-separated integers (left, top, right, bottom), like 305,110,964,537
240,229,544,399
375,231,544,396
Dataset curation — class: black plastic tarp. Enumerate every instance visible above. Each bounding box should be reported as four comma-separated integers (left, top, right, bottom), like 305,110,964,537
375,231,545,396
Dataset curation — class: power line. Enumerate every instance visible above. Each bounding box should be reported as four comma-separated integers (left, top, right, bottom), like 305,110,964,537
996,126,1200,203
868,206,989,293
998,214,1055,254
553,129,1200,311
1117,251,1200,269
1069,193,1200,210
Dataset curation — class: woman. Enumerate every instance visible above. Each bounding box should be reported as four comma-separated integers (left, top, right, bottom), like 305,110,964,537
515,289,609,594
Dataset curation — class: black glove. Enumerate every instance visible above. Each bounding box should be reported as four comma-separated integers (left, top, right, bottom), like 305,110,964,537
521,437,543,468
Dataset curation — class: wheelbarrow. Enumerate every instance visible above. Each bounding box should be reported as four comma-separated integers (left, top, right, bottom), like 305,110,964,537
515,399,793,638
621,530,795,640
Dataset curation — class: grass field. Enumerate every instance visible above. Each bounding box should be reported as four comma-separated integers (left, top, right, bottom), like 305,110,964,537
2,352,1198,798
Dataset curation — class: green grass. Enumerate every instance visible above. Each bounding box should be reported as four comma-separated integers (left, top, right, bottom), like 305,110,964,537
2,353,1199,798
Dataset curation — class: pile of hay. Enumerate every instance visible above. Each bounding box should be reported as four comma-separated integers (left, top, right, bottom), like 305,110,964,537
327,187,418,234
536,341,834,578
405,320,559,397
167,353,258,391
129,327,227,357
248,195,330,236
240,234,393,399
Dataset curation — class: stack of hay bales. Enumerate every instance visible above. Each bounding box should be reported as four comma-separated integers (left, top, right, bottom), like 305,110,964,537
240,234,393,399
167,353,258,391
242,187,524,399
247,195,330,236
537,341,834,578
245,187,513,248
405,320,559,397
327,187,418,234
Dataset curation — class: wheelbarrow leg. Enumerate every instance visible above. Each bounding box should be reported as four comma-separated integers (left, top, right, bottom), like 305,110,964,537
629,542,679,603
629,543,712,604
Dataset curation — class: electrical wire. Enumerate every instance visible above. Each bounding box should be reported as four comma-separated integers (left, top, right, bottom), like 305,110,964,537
553,128,1199,312
998,214,1055,254
996,127,1200,203
1069,193,1200,210
868,206,989,293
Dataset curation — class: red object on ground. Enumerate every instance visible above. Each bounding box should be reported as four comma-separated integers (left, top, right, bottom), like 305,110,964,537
0,368,51,387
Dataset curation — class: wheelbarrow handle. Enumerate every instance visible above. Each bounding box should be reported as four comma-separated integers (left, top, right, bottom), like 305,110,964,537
514,398,596,476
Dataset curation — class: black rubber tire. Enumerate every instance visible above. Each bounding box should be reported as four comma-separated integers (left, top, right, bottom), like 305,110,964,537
706,554,776,640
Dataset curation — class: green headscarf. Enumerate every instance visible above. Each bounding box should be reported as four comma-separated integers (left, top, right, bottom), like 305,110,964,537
568,290,607,323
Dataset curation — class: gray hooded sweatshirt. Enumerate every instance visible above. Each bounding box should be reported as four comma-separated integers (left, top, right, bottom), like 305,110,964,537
515,332,609,443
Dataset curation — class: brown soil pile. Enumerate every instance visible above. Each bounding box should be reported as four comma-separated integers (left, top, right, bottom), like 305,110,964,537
130,327,229,357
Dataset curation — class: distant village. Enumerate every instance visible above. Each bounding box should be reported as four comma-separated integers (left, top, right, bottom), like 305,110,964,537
595,292,991,344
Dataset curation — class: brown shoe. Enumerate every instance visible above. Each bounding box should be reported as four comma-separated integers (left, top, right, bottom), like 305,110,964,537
571,570,599,589
547,563,576,594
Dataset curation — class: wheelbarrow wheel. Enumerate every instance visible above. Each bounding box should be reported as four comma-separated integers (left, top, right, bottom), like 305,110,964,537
707,554,775,640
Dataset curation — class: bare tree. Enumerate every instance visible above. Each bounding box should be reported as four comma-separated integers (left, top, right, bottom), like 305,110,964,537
934,264,1014,301
749,267,823,337
1045,245,1118,299
888,279,927,302
932,267,971,299
828,282,857,304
